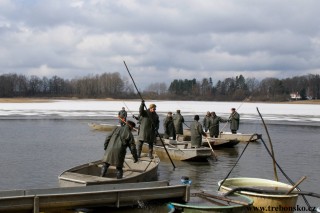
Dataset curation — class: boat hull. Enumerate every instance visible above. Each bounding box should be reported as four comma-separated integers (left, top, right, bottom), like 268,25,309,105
88,123,118,131
170,191,253,213
202,138,240,149
142,142,212,161
183,129,261,142
218,177,299,213
217,132,261,142
59,155,160,187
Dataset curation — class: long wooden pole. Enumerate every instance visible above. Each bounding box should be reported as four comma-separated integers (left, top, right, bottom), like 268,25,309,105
123,61,176,169
205,137,218,160
256,107,278,181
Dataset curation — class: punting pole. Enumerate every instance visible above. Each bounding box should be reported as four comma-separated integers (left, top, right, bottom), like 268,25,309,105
123,61,176,169
256,107,278,181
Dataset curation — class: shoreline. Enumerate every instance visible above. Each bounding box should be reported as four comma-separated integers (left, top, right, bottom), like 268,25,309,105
0,97,319,105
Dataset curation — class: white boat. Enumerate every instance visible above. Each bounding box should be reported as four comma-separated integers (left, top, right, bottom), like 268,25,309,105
217,132,262,142
88,122,118,131
59,154,160,187
183,128,261,142
142,139,213,161
202,137,240,149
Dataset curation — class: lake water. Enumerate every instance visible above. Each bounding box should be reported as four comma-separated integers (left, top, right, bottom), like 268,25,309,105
0,100,319,212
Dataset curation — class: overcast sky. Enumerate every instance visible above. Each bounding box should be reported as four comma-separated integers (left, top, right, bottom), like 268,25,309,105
0,0,320,89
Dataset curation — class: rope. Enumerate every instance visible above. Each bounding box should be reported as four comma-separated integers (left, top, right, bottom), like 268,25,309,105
259,137,312,210
217,140,250,191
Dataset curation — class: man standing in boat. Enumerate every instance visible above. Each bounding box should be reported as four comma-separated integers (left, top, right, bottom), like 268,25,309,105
118,107,127,126
209,112,228,138
190,115,207,148
137,100,159,159
101,120,138,179
163,112,176,140
202,111,211,132
173,109,184,141
229,108,240,134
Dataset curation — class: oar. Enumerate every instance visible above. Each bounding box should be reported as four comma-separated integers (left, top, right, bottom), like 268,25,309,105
123,61,176,169
194,192,250,206
205,137,218,160
286,176,307,195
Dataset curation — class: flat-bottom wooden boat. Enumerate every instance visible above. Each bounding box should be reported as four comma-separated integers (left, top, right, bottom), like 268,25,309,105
0,181,190,213
217,132,262,142
218,177,299,213
88,122,118,131
142,139,213,161
170,191,253,213
202,137,240,149
59,154,160,187
183,128,261,142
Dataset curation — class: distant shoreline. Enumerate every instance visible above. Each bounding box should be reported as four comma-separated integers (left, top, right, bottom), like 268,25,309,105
0,97,319,105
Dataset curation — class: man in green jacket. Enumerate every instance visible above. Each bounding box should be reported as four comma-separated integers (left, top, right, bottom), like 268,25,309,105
209,112,227,138
163,112,176,140
173,109,184,140
190,115,207,148
118,107,127,126
202,111,211,132
137,100,159,159
101,120,138,179
229,108,240,134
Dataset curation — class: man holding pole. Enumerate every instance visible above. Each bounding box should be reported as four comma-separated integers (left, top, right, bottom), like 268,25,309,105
136,100,159,159
229,108,240,134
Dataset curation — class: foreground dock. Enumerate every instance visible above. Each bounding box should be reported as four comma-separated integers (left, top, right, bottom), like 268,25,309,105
0,181,190,213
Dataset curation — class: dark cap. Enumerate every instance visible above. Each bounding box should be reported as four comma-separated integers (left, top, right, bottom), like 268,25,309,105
194,115,199,121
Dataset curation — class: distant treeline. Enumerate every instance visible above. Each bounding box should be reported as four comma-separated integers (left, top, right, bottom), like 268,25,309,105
0,72,319,102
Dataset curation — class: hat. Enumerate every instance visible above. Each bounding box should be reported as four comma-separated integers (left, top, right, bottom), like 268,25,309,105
149,104,156,109
194,115,199,121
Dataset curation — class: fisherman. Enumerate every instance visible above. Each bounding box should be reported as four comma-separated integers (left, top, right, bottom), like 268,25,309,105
190,115,207,148
173,109,185,141
100,120,138,179
229,108,240,134
208,112,227,138
163,112,176,140
118,107,127,126
202,111,211,132
136,100,159,159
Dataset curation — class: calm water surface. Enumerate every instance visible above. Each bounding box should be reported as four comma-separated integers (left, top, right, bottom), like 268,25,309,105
0,115,319,212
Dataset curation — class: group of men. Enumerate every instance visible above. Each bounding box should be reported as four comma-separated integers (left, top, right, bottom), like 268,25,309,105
101,100,160,179
101,101,240,179
190,108,240,148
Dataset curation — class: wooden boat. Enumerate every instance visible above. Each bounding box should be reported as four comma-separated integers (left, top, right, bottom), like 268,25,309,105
0,181,190,213
183,128,261,142
202,137,240,149
218,177,299,213
169,191,253,213
142,139,213,161
217,132,262,142
59,154,160,187
88,122,118,131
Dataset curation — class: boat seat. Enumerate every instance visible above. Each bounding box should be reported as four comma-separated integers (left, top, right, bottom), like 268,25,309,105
59,172,115,184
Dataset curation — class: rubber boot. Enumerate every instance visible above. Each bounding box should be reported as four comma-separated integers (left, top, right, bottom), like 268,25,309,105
148,149,154,159
137,141,143,158
116,168,123,179
100,163,109,177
